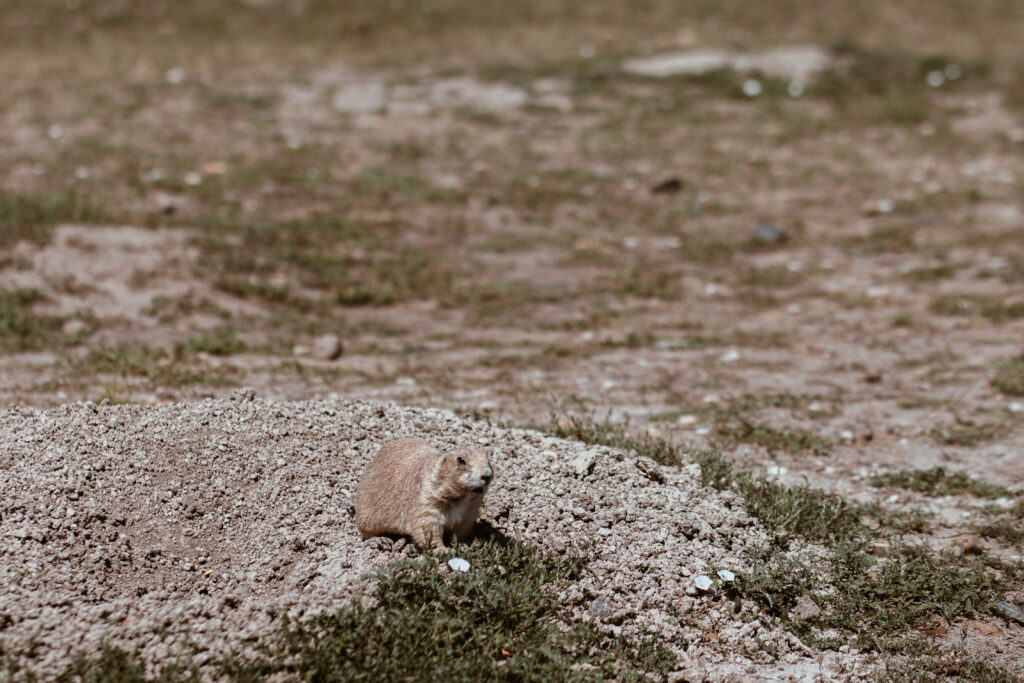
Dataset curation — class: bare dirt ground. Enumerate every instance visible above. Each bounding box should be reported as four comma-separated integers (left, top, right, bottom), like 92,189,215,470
2,1,1024,680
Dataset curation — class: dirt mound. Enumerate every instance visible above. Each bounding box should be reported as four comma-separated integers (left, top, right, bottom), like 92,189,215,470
0,390,861,680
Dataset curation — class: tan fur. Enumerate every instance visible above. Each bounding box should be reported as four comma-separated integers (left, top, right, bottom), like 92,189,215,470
355,438,494,550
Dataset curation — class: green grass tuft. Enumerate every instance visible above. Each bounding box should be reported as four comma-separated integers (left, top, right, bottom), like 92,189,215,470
875,652,1022,683
176,329,247,356
930,294,1024,323
545,411,687,466
992,354,1024,397
694,450,866,546
728,543,1001,654
224,537,672,681
716,419,831,456
56,642,198,683
0,190,109,248
872,467,1012,499
55,539,673,682
0,288,63,354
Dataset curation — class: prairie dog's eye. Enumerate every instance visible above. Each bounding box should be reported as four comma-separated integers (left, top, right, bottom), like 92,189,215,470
456,456,466,465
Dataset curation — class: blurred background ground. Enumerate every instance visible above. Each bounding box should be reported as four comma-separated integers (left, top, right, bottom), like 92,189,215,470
2,0,1024,678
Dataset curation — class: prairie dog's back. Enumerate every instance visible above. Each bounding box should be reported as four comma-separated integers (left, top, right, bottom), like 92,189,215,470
355,438,437,538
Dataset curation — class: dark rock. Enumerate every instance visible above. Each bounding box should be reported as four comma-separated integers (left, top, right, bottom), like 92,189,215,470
992,600,1024,625
635,457,665,483
650,177,683,194
750,222,788,244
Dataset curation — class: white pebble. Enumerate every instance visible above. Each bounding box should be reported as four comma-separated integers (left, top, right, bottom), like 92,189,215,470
165,67,185,85
1009,402,1023,413
742,79,762,97
926,71,945,88
448,558,470,573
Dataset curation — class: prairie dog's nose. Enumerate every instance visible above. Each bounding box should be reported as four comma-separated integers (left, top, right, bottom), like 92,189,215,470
481,469,492,484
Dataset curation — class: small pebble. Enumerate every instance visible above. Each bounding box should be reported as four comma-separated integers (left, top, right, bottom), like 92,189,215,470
447,558,470,573
750,222,788,244
926,71,945,88
312,334,342,361
650,177,683,194
588,596,612,619
165,67,186,84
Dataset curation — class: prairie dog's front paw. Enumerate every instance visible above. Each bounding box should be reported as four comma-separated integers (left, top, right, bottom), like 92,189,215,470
367,536,394,552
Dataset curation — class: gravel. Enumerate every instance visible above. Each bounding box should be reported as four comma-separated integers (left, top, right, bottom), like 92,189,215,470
0,390,867,680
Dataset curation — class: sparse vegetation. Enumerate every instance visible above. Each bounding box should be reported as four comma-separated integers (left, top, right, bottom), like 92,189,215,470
992,355,1024,397
930,294,1024,323
716,419,832,456
0,288,62,353
177,329,247,357
872,467,1012,499
4,0,1024,677
932,418,1007,447
60,539,674,682
0,191,108,248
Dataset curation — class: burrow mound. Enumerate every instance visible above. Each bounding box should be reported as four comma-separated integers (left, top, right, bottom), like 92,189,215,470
0,391,858,680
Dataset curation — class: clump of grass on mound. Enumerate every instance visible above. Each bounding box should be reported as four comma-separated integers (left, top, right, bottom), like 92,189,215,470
694,449,866,546
227,538,673,682
871,466,1012,499
56,645,198,683
55,539,674,682
547,411,688,467
727,543,1000,655
547,412,862,545
546,414,1021,662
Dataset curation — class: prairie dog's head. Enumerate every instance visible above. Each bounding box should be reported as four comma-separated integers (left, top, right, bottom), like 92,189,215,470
439,448,494,496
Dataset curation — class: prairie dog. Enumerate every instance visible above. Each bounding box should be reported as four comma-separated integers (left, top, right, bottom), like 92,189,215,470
355,438,494,551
